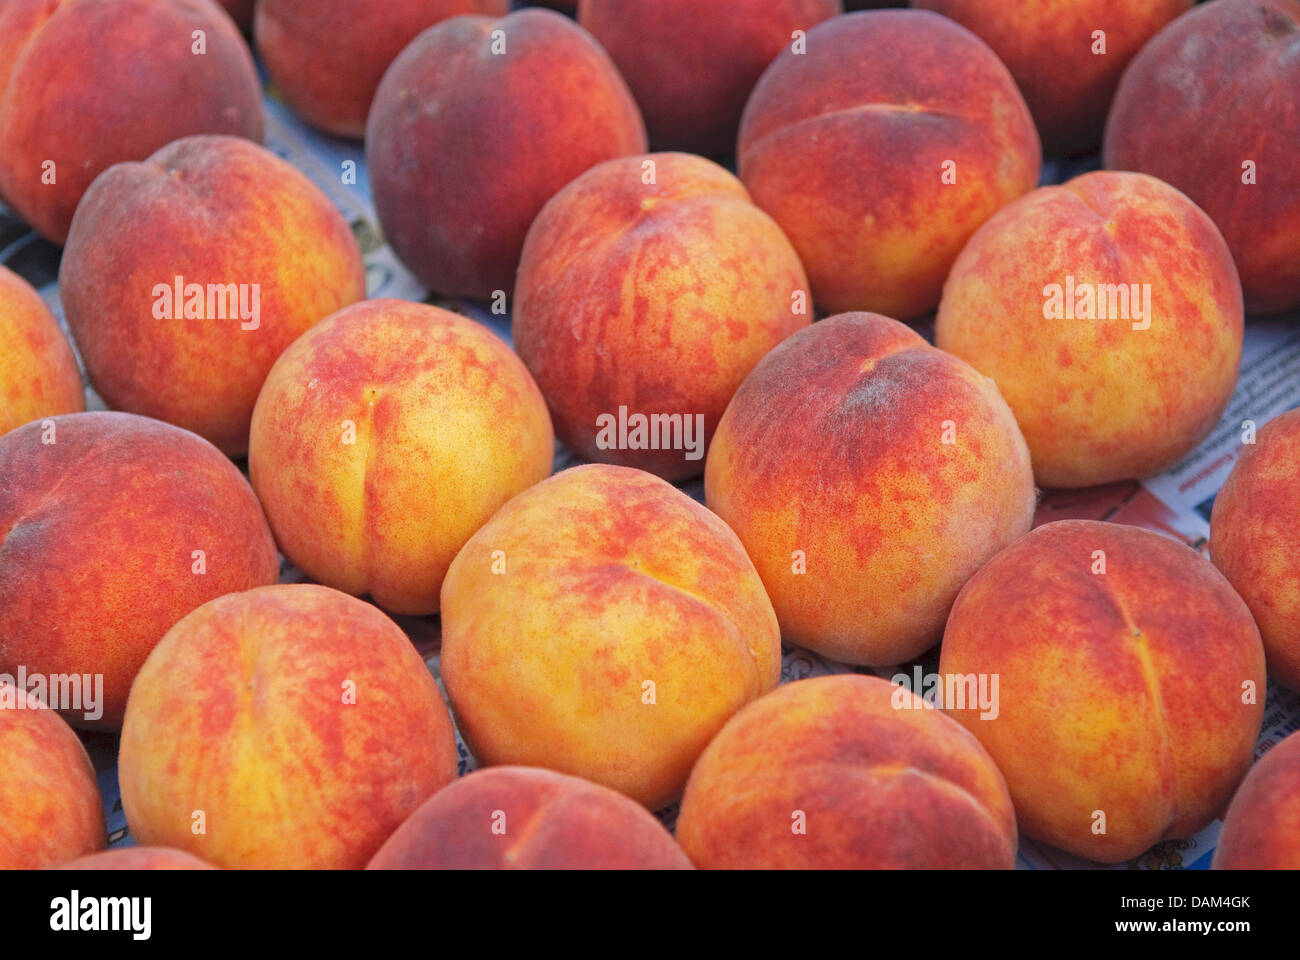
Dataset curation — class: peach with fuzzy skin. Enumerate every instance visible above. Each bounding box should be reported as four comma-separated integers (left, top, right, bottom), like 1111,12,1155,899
1210,408,1300,692
0,685,105,869
705,312,1035,667
935,171,1242,489
578,0,841,156
676,675,1017,869
54,847,215,870
0,412,279,730
60,134,366,456
940,520,1265,863
256,0,509,139
249,300,553,616
440,464,781,811
0,265,83,437
119,584,459,870
365,8,646,300
0,0,263,246
513,152,810,481
369,767,693,869
914,0,1191,156
1104,0,1300,314
1213,732,1300,870
737,9,1039,317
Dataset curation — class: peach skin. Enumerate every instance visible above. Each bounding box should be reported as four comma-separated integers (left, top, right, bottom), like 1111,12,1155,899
0,265,83,437
1213,731,1300,870
54,847,216,870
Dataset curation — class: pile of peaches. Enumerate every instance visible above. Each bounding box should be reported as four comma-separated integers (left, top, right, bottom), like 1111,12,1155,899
1,0,1298,871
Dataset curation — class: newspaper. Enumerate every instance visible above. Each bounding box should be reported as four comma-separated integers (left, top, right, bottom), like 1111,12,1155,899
2,90,1297,870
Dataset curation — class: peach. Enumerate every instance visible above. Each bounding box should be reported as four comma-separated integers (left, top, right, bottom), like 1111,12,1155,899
1213,731,1300,870
914,1,1191,155
940,519,1265,862
1104,0,1300,314
676,675,1017,869
256,0,509,139
736,9,1039,317
118,584,459,870
0,684,105,869
0,265,83,437
513,152,810,481
935,170,1243,489
705,312,1035,666
578,0,841,156
54,847,215,870
1210,408,1300,692
365,7,646,299
60,134,366,456
249,299,553,616
440,464,781,811
0,412,279,730
0,0,263,246
369,767,692,869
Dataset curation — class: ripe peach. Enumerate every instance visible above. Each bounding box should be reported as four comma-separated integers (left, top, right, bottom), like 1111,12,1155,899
0,265,83,437
440,464,781,811
676,675,1017,869
0,0,263,246
60,134,366,456
737,9,1039,317
365,7,646,299
1104,0,1300,314
1210,408,1300,692
513,152,810,481
578,0,841,156
54,847,215,870
118,584,459,870
940,519,1266,862
0,412,279,730
935,170,1243,489
0,684,105,869
1213,731,1300,870
249,299,553,616
369,767,693,869
704,312,1035,666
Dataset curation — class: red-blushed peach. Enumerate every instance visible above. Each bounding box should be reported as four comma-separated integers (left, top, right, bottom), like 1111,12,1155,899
1210,408,1300,692
1104,0,1300,314
256,0,509,139
0,684,105,869
0,0,263,246
0,265,83,437
368,766,692,869
60,134,366,456
578,0,841,156
53,847,215,870
0,412,279,730
1213,731,1300,870
736,9,1039,317
914,0,1191,155
440,464,781,811
249,299,553,616
513,152,810,481
676,675,1017,869
118,584,459,870
939,519,1266,863
365,7,646,299
704,312,1035,666
935,170,1242,489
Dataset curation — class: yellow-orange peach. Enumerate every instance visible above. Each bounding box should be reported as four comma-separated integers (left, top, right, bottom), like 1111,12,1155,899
1213,731,1300,870
119,584,459,870
0,265,83,437
54,847,215,870
935,171,1242,489
513,152,810,481
705,312,1035,666
249,299,553,615
737,9,1039,317
440,464,781,811
940,519,1265,862
0,412,279,730
676,675,1018,869
369,767,693,869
